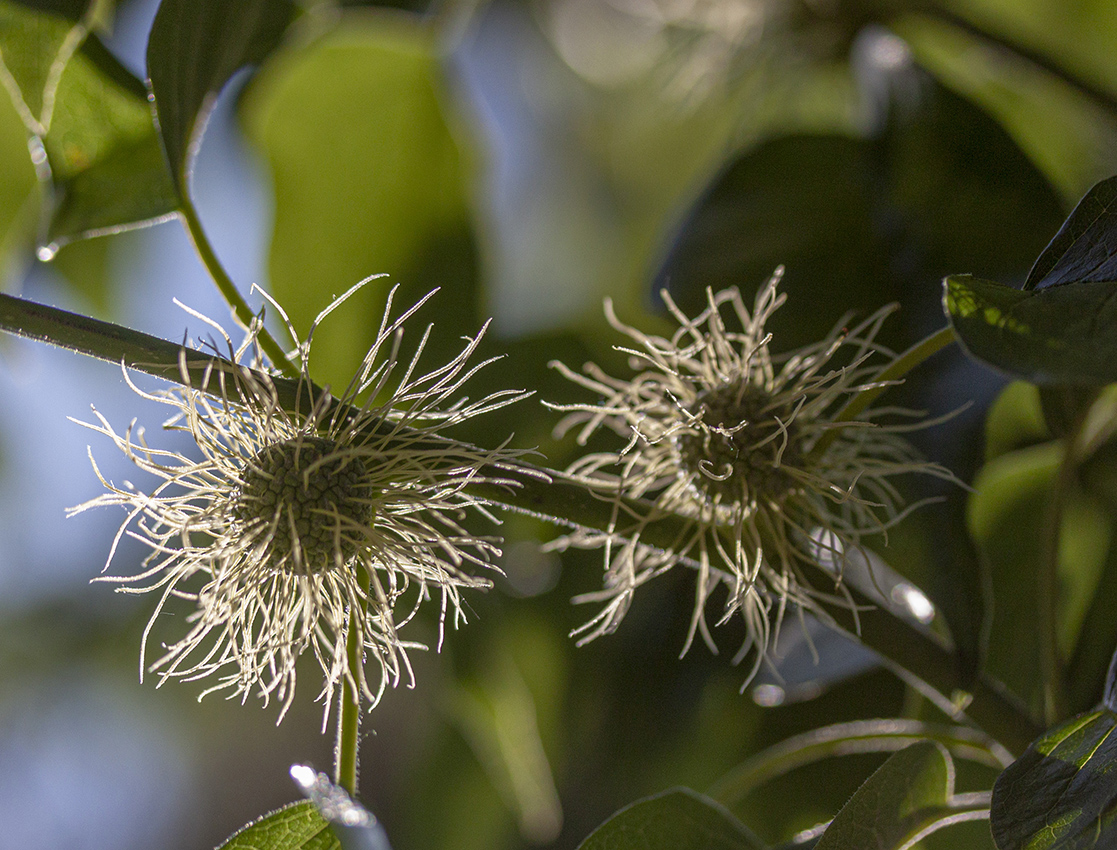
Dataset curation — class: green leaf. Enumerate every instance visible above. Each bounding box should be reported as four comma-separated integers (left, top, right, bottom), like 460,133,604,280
0,0,95,133
239,11,476,389
218,801,341,850
146,0,297,196
968,439,1112,711
815,741,982,850
576,788,766,850
1024,176,1117,290
984,382,1049,463
944,274,1117,385
41,35,178,251
991,709,1117,850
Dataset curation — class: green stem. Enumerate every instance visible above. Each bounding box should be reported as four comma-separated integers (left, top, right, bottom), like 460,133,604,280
0,295,1042,753
809,325,956,459
707,718,1009,808
1039,450,1072,725
1035,392,1104,725
335,565,371,795
179,198,299,380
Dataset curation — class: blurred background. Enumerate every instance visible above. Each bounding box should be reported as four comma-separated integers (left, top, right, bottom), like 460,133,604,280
1,0,1117,847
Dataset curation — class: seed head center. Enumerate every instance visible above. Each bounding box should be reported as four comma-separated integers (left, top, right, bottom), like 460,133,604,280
675,383,803,505
235,437,372,572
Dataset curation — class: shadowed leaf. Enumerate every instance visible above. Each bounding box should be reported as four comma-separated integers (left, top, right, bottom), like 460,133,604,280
944,274,1117,385
816,741,985,850
577,788,765,850
1025,176,1117,290
991,709,1117,850
146,0,297,195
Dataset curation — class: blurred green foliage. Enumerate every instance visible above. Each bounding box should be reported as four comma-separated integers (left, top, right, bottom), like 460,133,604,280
5,1,1117,849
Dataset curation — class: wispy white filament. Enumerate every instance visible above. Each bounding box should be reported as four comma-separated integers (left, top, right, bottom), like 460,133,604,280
71,280,527,723
549,269,955,680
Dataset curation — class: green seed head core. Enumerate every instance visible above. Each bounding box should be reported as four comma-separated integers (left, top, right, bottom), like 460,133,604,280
235,437,372,572
674,383,803,505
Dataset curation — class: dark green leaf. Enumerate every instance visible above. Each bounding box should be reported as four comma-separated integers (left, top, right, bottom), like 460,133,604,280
991,710,1117,850
146,0,297,195
815,742,976,850
218,801,341,850
1038,386,1101,439
576,788,765,850
1025,176,1117,290
944,274,1117,385
8,0,90,17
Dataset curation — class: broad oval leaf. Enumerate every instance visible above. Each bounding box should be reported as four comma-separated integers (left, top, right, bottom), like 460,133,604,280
576,788,765,850
991,709,1117,850
0,0,95,133
814,741,985,850
239,12,476,389
218,801,341,850
42,35,178,250
0,0,181,253
146,0,297,195
944,274,1117,385
1025,176,1117,291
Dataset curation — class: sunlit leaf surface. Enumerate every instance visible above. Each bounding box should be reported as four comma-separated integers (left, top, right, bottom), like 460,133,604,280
218,801,341,850
945,275,1117,385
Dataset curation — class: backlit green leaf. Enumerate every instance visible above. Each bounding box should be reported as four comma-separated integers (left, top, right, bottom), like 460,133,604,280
240,11,476,389
41,35,178,251
0,0,93,133
218,801,341,850
991,709,1117,850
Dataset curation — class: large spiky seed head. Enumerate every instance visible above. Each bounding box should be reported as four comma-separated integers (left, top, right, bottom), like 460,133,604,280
674,383,803,505
234,437,373,573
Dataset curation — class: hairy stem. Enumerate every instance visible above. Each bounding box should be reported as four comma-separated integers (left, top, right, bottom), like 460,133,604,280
810,325,956,459
179,199,299,380
335,565,371,795
0,294,1042,754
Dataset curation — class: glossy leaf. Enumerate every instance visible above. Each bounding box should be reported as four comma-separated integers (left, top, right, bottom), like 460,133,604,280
991,709,1117,850
218,801,340,850
1025,176,1117,290
146,0,297,195
576,788,765,850
815,742,983,850
944,274,1117,385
